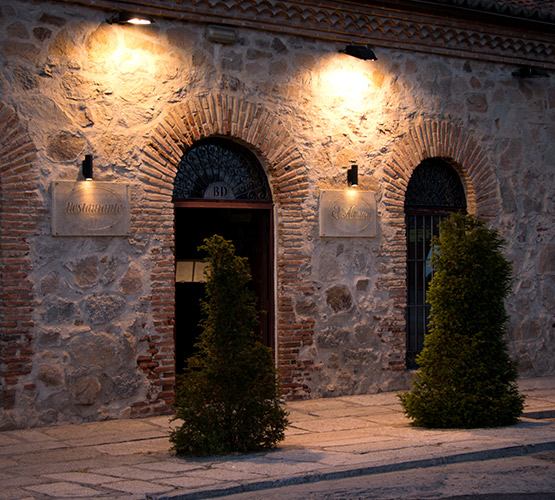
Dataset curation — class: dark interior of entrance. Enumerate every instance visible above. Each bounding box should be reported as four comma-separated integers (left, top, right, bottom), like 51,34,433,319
174,206,273,374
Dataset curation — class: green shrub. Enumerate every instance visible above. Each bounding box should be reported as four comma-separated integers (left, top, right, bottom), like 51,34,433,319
170,235,288,456
399,213,524,428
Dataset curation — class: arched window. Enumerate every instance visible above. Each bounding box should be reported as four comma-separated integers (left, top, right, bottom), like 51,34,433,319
173,138,271,202
405,158,466,368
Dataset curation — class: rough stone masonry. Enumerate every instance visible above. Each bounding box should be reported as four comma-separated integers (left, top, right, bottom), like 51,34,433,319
0,0,553,429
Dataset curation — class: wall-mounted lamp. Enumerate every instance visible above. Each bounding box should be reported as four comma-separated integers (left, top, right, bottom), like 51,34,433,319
205,24,237,44
82,155,93,181
347,165,358,187
512,66,550,78
107,11,154,25
340,44,377,61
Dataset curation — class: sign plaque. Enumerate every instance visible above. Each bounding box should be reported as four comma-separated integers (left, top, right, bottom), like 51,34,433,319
203,181,235,200
52,181,130,236
319,189,377,237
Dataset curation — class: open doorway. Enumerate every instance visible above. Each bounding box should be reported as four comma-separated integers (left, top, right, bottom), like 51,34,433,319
174,204,273,374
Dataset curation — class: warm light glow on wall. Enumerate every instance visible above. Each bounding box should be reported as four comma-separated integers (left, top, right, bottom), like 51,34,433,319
317,56,374,102
87,24,163,77
327,67,372,97
308,53,387,133
110,42,155,74
311,55,381,119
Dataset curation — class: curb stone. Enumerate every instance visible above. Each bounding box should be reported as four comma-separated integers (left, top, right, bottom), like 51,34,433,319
149,441,555,500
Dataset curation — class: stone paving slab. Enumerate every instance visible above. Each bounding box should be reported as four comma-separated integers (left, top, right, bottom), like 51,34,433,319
134,461,205,473
91,465,177,481
25,481,105,498
0,377,552,500
95,437,171,456
104,479,175,495
43,471,123,485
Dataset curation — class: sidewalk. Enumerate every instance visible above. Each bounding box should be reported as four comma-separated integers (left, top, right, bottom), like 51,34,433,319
1,377,554,500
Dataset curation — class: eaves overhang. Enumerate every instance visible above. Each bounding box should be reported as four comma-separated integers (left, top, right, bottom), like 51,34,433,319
51,0,555,69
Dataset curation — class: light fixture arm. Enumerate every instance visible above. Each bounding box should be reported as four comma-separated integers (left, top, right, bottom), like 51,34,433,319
347,165,358,187
82,155,93,180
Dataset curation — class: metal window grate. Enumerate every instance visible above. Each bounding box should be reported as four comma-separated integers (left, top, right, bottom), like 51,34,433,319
405,213,444,368
405,158,466,369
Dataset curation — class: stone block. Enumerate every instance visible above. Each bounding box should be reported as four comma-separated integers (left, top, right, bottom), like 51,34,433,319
295,299,318,317
356,278,369,291
84,293,125,325
43,299,76,324
538,244,555,274
40,273,60,294
0,40,40,62
69,256,99,288
7,21,28,39
466,93,488,112
46,131,86,162
33,27,52,42
344,348,378,365
13,65,39,90
36,363,65,388
48,29,78,58
68,331,119,368
72,376,101,405
37,330,61,347
39,13,67,27
317,327,350,349
271,37,287,53
119,264,143,293
326,285,352,312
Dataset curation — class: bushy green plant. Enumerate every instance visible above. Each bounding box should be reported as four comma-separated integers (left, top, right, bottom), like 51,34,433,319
170,235,288,456
399,213,524,428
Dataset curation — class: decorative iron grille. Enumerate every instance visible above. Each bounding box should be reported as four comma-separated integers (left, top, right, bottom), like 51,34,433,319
405,158,466,210
173,139,271,202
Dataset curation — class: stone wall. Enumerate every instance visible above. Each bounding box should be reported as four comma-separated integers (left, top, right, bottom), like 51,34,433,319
0,0,553,428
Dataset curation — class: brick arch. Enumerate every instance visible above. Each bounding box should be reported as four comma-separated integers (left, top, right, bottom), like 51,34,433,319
0,103,39,423
383,119,499,219
377,119,498,371
132,94,310,412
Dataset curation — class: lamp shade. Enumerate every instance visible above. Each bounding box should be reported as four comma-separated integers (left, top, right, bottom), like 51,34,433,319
107,11,153,25
341,44,377,61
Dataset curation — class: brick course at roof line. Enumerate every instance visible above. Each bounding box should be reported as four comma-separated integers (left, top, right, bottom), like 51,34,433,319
428,0,555,20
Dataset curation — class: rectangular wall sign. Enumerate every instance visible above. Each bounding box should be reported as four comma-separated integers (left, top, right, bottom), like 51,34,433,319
52,181,130,236
319,189,377,237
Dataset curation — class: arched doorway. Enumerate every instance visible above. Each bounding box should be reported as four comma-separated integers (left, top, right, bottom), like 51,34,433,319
405,158,467,368
173,138,274,374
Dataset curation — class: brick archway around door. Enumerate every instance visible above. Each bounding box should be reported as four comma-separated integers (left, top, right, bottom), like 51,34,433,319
133,94,312,414
378,119,499,371
0,102,40,421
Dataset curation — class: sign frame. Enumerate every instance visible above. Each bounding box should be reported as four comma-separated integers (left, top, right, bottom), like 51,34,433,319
319,189,377,238
52,181,130,236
